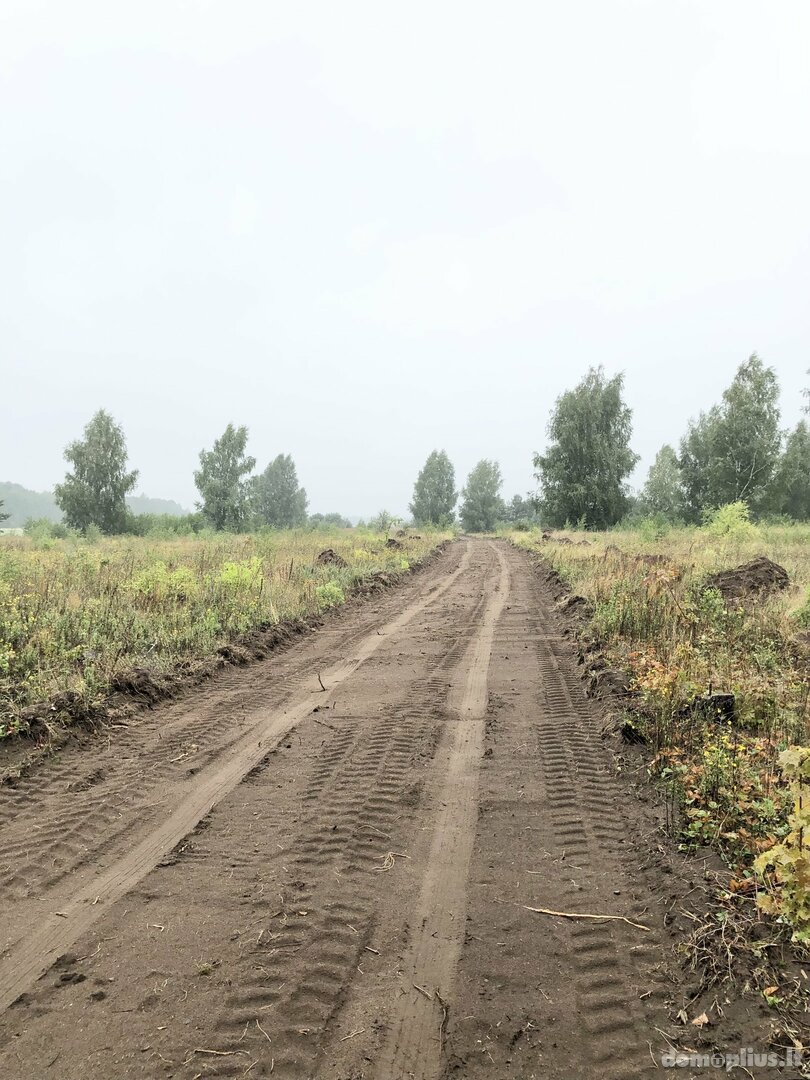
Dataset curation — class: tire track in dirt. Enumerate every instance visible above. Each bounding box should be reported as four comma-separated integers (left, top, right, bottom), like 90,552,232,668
165,550,500,1078
0,540,684,1080
443,543,670,1079
0,543,473,1015
375,542,510,1080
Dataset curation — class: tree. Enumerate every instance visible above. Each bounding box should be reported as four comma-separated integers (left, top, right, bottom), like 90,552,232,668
459,460,504,532
0,500,8,525
679,410,719,522
679,355,781,519
194,424,256,531
54,409,138,534
504,494,538,526
308,512,352,529
771,421,810,520
409,450,457,525
369,510,400,532
533,367,638,529
640,444,685,521
252,454,308,528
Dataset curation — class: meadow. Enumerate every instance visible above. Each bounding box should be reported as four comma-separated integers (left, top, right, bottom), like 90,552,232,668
511,511,810,939
0,528,446,738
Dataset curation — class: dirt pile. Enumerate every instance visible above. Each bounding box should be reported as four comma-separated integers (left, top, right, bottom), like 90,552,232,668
315,548,347,567
705,556,790,602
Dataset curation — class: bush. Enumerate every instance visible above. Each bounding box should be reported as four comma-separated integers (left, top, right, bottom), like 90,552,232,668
130,562,200,604
702,501,756,540
315,581,345,610
219,557,263,591
23,518,73,540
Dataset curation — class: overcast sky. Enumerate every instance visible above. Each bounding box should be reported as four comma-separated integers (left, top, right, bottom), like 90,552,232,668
2,1,808,517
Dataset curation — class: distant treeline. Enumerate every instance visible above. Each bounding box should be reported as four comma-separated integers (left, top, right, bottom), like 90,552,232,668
0,482,187,530
2,355,806,537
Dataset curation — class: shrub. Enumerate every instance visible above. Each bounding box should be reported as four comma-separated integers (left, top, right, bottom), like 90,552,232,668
315,581,345,610
219,557,263,591
755,748,810,944
702,501,756,540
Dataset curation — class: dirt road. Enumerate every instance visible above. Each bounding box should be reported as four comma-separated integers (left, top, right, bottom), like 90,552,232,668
0,540,678,1078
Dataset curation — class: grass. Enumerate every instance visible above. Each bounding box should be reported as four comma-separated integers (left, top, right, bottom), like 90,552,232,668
509,519,810,935
0,527,448,737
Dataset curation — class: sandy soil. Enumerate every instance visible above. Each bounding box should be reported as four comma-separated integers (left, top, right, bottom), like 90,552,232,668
0,540,778,1078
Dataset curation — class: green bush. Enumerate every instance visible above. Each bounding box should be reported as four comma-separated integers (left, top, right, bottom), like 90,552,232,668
315,581,345,610
702,501,756,540
797,589,810,628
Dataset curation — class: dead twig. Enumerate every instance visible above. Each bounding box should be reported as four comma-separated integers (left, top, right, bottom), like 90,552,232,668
437,990,449,1050
374,851,411,872
317,673,327,693
522,905,650,932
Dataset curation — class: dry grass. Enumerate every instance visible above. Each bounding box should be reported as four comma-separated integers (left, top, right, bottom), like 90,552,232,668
510,522,810,870
0,528,447,736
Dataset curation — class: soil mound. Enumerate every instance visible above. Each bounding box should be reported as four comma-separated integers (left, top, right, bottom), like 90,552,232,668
705,556,789,602
316,548,348,568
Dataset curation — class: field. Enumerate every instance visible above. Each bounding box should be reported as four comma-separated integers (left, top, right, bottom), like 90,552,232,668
0,528,445,737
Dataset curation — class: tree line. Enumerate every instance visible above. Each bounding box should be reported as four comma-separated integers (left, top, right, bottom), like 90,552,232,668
45,412,349,536
14,354,808,537
532,355,809,528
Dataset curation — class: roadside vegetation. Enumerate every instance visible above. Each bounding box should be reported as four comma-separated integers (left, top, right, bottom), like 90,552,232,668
511,510,810,945
0,528,445,738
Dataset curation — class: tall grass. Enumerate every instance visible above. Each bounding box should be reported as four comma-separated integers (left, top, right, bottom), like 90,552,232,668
0,528,446,736
511,522,810,869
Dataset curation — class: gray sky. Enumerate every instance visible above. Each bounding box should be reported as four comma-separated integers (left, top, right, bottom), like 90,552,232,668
3,1,809,518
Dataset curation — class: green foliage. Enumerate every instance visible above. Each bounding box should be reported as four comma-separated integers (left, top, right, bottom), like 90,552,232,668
0,500,8,525
797,589,810,628
636,513,672,542
771,420,810,521
504,494,538,529
127,494,187,516
24,518,73,540
369,510,400,532
755,748,810,943
53,409,139,535
640,444,684,521
194,423,256,532
315,581,345,609
680,355,781,520
460,460,504,533
252,454,308,528
124,512,205,538
702,500,756,540
534,366,638,529
308,512,352,530
130,562,200,604
409,450,457,525
219,557,263,590
0,483,188,530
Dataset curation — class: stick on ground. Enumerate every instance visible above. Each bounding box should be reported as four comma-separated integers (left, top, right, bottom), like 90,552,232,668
522,905,650,932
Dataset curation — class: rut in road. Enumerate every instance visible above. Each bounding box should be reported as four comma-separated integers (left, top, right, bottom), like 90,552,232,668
376,542,510,1080
0,540,677,1080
